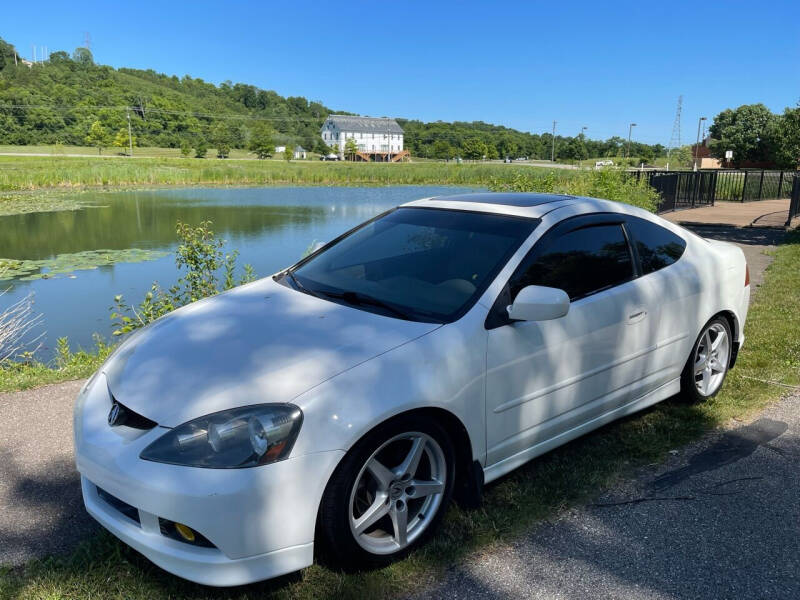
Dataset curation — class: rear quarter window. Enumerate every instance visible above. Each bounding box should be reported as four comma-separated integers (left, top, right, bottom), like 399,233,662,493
626,217,686,274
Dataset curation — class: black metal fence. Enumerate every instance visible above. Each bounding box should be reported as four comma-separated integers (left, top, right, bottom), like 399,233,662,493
788,175,800,226
633,168,800,214
714,170,797,202
633,170,717,213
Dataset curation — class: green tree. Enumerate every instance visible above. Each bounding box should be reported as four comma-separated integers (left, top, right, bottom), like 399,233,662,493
431,139,455,160
709,104,776,166
211,122,233,158
284,146,293,161
0,38,16,71
180,140,192,157
194,139,208,158
344,137,358,161
769,104,800,169
112,129,135,155
72,47,93,65
248,122,275,159
85,120,110,155
461,137,488,161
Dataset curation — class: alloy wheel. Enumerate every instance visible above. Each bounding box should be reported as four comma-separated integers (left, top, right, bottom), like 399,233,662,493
693,322,730,396
348,431,446,555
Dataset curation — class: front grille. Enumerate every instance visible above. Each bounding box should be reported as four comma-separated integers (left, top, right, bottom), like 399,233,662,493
108,394,157,430
96,486,140,525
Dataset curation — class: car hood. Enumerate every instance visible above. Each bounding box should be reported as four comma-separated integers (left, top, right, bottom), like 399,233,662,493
102,277,440,427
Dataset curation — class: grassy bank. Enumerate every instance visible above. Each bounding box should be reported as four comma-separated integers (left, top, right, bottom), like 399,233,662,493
0,339,110,393
1,232,798,599
0,156,567,191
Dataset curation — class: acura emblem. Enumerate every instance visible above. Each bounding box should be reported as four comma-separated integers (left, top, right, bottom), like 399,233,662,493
108,401,122,426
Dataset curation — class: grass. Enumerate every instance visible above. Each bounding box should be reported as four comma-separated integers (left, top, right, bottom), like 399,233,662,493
0,155,572,193
0,337,111,393
1,231,798,599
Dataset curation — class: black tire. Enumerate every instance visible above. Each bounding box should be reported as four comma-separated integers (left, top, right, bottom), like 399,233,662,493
680,315,732,403
317,414,455,570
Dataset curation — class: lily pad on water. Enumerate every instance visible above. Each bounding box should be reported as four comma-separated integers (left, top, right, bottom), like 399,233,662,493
0,248,169,281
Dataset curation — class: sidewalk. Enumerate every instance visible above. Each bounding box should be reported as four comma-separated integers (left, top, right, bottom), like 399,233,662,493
663,198,796,229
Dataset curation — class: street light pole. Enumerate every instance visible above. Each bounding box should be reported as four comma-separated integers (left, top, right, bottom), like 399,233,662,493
551,120,557,162
626,123,637,159
693,116,707,172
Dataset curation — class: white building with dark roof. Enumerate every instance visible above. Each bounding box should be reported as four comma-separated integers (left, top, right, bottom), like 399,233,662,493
321,115,407,161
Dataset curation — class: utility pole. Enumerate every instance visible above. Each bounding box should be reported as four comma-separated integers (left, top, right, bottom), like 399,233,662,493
578,126,588,168
626,123,637,158
126,108,134,157
551,120,557,162
693,116,706,172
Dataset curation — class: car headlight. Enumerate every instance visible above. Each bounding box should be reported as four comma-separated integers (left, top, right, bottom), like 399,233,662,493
140,404,303,468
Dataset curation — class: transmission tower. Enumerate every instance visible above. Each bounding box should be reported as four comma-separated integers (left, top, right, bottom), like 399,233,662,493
83,32,91,50
666,95,682,169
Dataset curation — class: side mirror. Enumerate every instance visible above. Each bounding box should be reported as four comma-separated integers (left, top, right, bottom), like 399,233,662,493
507,285,570,322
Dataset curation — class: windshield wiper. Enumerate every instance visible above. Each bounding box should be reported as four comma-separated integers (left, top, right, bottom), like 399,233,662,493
284,269,324,299
314,289,416,321
284,271,434,322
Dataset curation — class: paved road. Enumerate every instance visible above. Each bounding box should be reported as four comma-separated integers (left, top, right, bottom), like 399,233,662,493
0,379,96,566
409,393,800,600
0,226,789,577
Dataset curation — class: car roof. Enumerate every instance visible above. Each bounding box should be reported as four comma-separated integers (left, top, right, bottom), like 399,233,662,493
401,192,634,219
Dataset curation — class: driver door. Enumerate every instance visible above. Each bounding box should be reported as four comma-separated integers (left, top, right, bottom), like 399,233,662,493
485,215,658,469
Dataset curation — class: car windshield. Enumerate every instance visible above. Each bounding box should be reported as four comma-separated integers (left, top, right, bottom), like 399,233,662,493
289,207,538,322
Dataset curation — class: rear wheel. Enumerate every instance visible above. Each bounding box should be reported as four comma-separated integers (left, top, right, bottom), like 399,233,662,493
317,415,454,569
680,316,732,402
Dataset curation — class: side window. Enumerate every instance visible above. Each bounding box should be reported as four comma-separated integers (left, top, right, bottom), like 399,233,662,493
626,217,686,274
511,224,634,301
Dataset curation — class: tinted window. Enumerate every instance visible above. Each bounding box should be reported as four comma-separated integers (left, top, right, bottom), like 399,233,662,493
291,208,537,322
511,224,634,301
626,218,686,274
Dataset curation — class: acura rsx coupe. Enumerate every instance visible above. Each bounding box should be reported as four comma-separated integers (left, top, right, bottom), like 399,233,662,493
74,193,750,586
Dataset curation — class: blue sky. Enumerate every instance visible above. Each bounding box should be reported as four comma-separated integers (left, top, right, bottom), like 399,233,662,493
5,1,799,144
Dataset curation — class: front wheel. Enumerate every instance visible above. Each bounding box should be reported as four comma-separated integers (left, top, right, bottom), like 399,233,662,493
680,316,732,402
317,415,455,569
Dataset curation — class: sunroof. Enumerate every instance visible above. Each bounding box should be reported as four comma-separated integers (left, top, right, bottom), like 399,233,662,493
430,193,573,207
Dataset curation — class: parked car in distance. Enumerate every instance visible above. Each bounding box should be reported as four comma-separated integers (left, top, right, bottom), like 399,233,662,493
74,192,750,586
320,153,340,161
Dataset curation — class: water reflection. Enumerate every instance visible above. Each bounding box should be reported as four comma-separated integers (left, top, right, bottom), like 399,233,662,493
0,185,477,357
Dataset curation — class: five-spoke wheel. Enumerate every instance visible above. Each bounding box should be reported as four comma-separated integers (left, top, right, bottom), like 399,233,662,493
318,416,454,568
681,316,732,402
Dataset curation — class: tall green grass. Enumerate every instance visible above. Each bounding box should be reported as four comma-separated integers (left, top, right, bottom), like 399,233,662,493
0,156,573,191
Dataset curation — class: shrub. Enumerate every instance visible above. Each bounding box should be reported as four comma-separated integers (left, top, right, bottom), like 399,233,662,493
489,168,658,213
111,221,255,335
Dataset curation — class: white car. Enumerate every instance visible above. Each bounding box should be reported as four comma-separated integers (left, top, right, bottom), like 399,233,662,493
74,192,750,586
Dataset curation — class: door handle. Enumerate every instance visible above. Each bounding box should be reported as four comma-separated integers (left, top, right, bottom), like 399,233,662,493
628,310,647,324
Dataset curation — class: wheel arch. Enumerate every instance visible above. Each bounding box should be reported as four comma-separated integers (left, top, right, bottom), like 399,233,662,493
320,406,481,519
714,309,740,368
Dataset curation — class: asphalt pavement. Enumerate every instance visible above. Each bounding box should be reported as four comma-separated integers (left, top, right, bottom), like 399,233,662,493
408,392,800,600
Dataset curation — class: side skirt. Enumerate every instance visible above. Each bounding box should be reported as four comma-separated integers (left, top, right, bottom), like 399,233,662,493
482,378,681,485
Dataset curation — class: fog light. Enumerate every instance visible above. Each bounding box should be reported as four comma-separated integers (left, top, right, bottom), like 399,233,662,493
174,522,196,542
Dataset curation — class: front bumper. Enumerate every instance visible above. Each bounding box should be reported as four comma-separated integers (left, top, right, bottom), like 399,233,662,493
74,374,344,586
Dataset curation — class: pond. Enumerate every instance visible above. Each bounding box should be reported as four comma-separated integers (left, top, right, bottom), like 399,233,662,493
1,185,479,358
